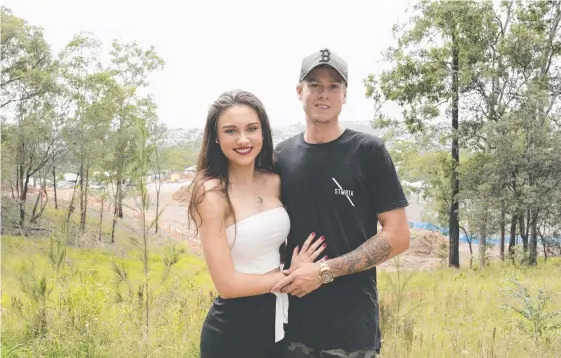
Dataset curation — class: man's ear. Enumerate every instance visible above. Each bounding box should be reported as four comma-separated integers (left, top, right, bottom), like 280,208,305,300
296,82,303,101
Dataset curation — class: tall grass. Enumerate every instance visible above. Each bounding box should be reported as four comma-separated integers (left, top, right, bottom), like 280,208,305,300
2,198,560,357
1,235,213,358
377,258,561,357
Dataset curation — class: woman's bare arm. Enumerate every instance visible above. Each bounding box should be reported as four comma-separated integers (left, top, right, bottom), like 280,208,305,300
196,181,285,299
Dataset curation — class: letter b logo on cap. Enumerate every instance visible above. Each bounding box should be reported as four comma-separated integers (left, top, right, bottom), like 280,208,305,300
319,49,331,63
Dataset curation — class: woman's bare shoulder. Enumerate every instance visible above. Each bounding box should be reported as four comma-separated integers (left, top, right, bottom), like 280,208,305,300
201,178,223,192
193,178,227,211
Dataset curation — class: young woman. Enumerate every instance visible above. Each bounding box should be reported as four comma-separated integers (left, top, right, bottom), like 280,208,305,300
188,89,326,358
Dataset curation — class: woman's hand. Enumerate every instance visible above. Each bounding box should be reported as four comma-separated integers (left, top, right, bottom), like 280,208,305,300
289,233,327,271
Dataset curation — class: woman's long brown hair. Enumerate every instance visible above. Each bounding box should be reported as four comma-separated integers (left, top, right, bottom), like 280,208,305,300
187,89,276,240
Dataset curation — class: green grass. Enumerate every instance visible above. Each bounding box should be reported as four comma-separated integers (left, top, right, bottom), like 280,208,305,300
376,258,561,357
2,201,560,357
1,234,213,358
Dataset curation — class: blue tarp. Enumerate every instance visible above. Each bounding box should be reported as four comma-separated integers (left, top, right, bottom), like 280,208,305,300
408,221,561,246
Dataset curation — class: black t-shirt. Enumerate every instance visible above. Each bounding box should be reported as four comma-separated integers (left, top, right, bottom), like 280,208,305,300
274,128,408,351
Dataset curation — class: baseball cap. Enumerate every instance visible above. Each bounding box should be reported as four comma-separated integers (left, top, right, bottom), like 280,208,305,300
299,48,348,84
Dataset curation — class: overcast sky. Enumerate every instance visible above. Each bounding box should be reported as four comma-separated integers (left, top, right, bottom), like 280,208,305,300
7,0,413,129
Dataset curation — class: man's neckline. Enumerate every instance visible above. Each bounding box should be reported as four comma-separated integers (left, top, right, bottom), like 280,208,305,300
300,128,349,147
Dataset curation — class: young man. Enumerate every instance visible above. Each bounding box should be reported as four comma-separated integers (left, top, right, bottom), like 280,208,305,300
272,48,411,358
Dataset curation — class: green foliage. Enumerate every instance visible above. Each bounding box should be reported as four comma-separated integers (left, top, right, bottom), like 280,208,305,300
158,145,198,171
2,235,211,358
1,6,57,110
501,277,561,345
367,0,561,266
423,152,453,228
1,5,170,241
367,0,492,133
16,262,52,338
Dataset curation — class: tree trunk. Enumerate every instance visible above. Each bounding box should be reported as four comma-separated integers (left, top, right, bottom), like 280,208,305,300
36,183,48,221
31,179,48,223
479,208,488,269
111,182,120,243
16,99,25,229
537,221,549,260
15,167,19,201
448,28,460,268
52,167,58,209
479,233,487,268
65,172,80,229
79,161,85,233
31,188,41,223
508,214,517,260
508,170,518,260
528,208,539,265
155,186,160,233
99,196,104,242
80,164,90,233
500,206,506,261
118,182,124,218
19,172,30,230
519,213,528,252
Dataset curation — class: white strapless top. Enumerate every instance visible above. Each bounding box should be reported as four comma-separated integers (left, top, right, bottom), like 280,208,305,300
225,206,290,342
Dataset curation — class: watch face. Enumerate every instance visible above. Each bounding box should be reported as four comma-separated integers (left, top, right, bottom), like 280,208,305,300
321,271,334,283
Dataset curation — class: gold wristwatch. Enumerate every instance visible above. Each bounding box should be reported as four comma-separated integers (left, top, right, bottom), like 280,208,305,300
319,262,334,284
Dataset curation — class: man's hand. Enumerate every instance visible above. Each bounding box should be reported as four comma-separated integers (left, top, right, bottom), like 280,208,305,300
271,262,322,298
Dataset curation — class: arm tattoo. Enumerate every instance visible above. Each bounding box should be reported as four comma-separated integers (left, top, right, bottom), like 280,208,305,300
329,234,393,277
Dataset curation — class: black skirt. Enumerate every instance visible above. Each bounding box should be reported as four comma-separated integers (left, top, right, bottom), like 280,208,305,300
200,293,283,358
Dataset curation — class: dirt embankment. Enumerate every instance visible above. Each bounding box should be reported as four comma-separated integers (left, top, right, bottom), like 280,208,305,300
377,229,449,271
408,229,448,256
172,185,191,202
